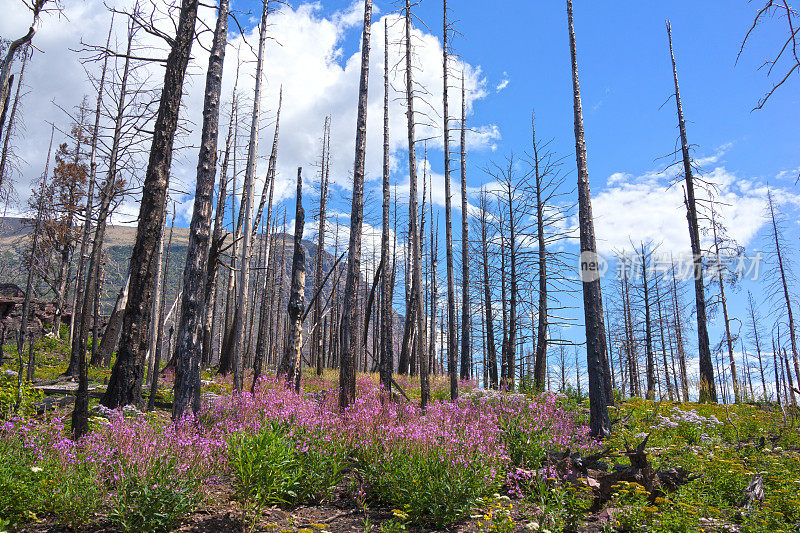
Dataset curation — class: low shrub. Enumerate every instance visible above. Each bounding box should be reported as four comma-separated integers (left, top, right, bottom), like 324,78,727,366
108,455,201,533
357,442,499,528
0,439,45,529
229,422,344,508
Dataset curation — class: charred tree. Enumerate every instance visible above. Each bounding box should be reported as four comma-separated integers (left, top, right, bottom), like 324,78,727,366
103,0,200,408
666,21,716,402
567,0,610,437
173,0,229,418
339,0,372,410
277,168,305,388
379,18,393,394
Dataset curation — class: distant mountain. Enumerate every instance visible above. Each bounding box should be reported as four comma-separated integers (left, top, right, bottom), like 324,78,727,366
0,217,405,361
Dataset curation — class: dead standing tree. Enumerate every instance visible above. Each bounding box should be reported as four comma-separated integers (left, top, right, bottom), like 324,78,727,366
172,0,229,419
231,0,271,392
277,168,305,388
459,73,470,382
0,0,49,139
103,0,200,408
764,190,800,400
379,18,393,395
666,21,716,403
312,116,330,376
441,0,458,399
477,188,498,389
567,0,610,437
339,0,372,411
18,126,54,393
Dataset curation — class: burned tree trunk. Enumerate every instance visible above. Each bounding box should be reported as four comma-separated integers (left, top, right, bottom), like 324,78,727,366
0,45,28,194
532,123,548,392
277,168,305,388
641,243,655,400
379,18,393,394
459,74,470,381
312,115,329,376
69,20,111,349
567,0,610,437
441,0,458,400
102,0,200,408
710,203,740,403
339,0,372,410
767,191,800,400
231,0,270,391
666,21,716,403
19,126,53,385
479,190,498,389
172,0,229,419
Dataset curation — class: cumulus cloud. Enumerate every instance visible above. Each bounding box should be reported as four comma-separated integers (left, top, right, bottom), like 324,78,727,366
1,0,501,232
590,157,800,255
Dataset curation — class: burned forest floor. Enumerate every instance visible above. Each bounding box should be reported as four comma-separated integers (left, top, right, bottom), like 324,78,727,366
1,334,800,533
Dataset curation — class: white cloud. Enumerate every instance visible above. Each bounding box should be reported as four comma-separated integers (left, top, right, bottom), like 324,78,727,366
591,161,800,255
1,0,501,231
495,72,509,93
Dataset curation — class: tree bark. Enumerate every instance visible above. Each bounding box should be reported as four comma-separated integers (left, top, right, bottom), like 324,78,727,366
441,0,458,400
459,73,470,382
339,0,372,411
172,0,228,419
277,168,305,388
102,0,200,408
20,126,53,385
231,0,270,391
567,0,610,437
479,191,498,389
666,21,716,402
379,19,393,394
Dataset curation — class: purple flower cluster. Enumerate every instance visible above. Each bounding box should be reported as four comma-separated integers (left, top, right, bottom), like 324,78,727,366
1,375,598,495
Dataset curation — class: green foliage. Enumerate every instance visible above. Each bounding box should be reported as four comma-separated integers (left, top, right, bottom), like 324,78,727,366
0,441,45,529
108,455,201,533
356,445,499,528
0,374,41,419
45,460,103,530
228,423,344,509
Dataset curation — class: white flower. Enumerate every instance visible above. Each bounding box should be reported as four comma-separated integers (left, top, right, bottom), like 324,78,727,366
30,466,43,473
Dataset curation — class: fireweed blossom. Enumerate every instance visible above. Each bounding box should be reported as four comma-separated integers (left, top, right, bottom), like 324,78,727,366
0,375,598,495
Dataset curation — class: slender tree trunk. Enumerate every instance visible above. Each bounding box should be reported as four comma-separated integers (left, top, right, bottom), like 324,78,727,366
532,121,548,391
0,45,29,191
231,0,270,391
339,0,372,410
767,191,800,399
666,21,715,402
568,0,610,437
148,211,174,411
172,0,228,418
102,0,200,408
312,115,329,377
641,244,655,400
379,20,393,395
145,220,166,386
710,204,739,403
480,193,498,389
20,126,53,385
459,73,470,381
441,0,458,400
277,168,305,388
